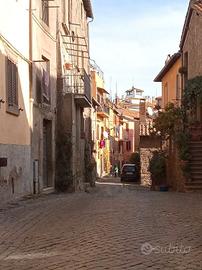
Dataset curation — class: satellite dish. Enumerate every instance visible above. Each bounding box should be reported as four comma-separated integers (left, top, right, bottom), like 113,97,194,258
147,107,154,116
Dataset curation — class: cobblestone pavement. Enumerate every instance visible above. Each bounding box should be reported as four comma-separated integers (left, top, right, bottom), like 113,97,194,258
0,179,202,270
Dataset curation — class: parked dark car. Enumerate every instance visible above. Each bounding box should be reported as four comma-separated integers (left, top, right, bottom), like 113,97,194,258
120,164,139,182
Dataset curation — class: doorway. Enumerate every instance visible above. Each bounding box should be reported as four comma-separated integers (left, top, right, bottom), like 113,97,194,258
43,120,53,188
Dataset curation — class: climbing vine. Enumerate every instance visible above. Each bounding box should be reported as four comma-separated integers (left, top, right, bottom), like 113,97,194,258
183,76,202,110
151,103,190,162
56,132,74,192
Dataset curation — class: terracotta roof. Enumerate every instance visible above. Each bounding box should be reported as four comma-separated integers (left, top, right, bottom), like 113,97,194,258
117,107,140,120
97,87,110,95
82,0,94,19
154,52,181,82
180,0,202,49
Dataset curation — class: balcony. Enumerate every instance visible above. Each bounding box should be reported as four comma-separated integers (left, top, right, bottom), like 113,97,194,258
97,104,109,118
63,68,91,108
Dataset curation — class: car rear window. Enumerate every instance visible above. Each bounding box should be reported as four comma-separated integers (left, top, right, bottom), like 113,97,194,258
123,166,136,172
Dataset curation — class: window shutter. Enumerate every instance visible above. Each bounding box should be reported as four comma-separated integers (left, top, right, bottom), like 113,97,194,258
36,74,42,103
7,59,13,106
6,58,19,115
12,63,18,107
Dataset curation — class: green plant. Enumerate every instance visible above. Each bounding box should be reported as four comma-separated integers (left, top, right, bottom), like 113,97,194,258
183,76,202,110
56,132,74,192
129,152,140,180
129,152,140,164
175,131,190,161
151,103,183,140
149,150,167,186
84,139,96,186
151,102,190,156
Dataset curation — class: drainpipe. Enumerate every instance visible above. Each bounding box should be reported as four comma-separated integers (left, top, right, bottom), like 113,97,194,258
86,17,94,158
29,0,35,194
29,0,33,94
87,17,94,73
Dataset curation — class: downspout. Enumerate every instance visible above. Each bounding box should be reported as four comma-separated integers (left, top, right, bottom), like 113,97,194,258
29,0,33,96
87,16,94,166
87,17,94,73
29,0,35,194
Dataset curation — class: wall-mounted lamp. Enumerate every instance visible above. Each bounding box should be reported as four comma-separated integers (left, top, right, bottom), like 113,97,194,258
0,98,5,104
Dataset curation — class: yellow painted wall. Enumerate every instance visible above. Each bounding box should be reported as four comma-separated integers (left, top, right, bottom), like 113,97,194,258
0,46,30,146
95,72,105,89
0,0,30,146
161,57,181,109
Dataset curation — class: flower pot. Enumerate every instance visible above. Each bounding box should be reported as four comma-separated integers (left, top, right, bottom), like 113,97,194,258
159,185,169,192
64,62,73,70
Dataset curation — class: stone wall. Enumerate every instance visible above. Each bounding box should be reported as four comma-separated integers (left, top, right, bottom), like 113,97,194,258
167,140,186,192
140,136,161,186
183,10,202,79
0,144,32,203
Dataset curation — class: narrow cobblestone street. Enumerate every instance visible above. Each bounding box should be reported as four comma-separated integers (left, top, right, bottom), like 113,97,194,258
0,179,202,270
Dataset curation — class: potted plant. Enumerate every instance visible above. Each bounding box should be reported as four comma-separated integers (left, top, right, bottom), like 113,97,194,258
178,66,187,74
149,150,168,191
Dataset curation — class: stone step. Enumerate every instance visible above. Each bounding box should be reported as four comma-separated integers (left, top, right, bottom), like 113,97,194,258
190,161,202,165
190,164,202,168
190,141,202,144
189,147,202,150
190,171,202,176
190,148,202,151
185,185,202,191
190,152,202,160
190,174,202,180
186,180,202,185
190,156,202,161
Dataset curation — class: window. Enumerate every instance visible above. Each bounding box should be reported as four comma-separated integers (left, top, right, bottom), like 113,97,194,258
42,0,49,26
97,124,99,140
114,114,116,125
80,108,85,139
164,83,168,108
101,127,104,140
42,56,50,103
176,74,181,102
6,58,19,115
184,52,188,85
126,141,131,151
97,94,101,104
81,3,83,19
118,141,123,153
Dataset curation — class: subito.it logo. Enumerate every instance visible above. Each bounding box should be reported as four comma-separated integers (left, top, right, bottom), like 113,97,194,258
141,242,154,255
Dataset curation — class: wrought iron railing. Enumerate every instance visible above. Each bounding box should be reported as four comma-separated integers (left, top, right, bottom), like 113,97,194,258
82,69,91,101
97,104,110,115
63,68,91,102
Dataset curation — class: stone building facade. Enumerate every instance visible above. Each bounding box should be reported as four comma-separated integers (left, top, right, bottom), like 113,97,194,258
31,0,58,193
0,0,94,202
180,0,202,121
56,0,94,190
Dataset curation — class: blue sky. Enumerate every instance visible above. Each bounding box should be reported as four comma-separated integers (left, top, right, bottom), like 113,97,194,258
89,0,189,98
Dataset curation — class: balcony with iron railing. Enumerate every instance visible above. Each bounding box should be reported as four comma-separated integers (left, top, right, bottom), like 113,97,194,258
63,68,91,107
96,103,109,118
